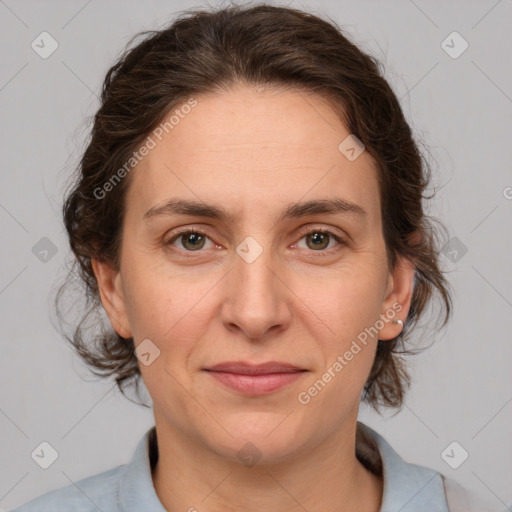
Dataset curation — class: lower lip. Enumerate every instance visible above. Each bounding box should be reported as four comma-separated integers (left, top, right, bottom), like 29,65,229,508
205,370,306,395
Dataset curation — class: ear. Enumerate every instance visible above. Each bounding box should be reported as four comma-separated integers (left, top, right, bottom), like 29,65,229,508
377,253,416,341
91,258,132,339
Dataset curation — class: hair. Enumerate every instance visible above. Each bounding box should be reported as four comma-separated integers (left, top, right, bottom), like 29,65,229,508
55,1,453,413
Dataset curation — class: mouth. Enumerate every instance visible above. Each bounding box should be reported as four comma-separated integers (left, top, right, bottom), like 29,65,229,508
203,361,308,395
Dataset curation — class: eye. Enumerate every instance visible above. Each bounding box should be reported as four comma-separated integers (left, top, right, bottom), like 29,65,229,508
164,226,345,255
294,227,344,253
165,229,216,251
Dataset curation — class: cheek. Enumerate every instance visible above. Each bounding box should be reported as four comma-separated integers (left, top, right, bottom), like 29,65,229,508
308,263,386,339
121,256,218,355
119,248,177,335
124,278,195,343
296,263,384,399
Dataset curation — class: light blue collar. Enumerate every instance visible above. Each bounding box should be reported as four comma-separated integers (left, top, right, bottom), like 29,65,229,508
118,427,166,511
359,422,450,511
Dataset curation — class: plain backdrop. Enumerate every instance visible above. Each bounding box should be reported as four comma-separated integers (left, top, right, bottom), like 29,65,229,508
1,0,511,510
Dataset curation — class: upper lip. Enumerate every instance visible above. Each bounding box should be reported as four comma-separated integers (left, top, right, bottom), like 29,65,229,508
204,361,307,375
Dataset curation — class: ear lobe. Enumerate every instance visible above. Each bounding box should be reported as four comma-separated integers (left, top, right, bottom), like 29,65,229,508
91,258,132,339
378,255,416,341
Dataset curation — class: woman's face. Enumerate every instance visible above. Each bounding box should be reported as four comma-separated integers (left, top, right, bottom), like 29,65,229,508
94,83,414,463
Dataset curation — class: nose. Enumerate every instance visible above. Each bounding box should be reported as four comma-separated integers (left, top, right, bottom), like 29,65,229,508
220,243,292,341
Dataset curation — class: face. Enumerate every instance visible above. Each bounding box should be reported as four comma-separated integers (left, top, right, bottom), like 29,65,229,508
93,83,414,464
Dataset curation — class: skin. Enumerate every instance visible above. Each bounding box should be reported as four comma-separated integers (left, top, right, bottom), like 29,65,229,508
92,83,415,512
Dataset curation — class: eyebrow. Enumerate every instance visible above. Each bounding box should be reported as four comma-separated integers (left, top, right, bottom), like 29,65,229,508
142,197,367,223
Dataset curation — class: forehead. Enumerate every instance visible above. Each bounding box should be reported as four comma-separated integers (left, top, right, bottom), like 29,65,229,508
125,84,381,227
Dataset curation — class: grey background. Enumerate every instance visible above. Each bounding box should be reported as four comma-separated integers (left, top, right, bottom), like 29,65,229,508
1,0,511,509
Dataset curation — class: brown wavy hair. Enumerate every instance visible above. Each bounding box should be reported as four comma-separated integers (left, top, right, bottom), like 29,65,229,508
55,2,453,412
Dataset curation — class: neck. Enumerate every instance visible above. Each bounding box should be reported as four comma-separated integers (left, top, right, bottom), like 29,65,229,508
151,419,383,512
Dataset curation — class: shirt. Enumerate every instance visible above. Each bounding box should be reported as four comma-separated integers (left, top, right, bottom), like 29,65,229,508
9,421,506,511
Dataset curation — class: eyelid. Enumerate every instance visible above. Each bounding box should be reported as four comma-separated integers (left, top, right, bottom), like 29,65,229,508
298,225,345,239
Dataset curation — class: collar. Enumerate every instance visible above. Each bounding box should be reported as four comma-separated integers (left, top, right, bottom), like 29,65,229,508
118,422,450,511
118,426,165,511
356,422,450,511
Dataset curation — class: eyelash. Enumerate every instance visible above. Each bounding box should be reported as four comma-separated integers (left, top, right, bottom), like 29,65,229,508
164,226,345,257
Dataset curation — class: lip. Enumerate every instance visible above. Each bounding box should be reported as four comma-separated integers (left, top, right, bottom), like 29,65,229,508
203,361,308,395
204,361,306,374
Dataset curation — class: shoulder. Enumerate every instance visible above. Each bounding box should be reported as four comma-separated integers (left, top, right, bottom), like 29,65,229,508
356,422,509,512
442,474,510,512
356,421,512,511
9,426,160,512
8,465,126,512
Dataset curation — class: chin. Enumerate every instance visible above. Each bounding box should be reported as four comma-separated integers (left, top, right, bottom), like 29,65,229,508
202,415,308,466
214,437,303,467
